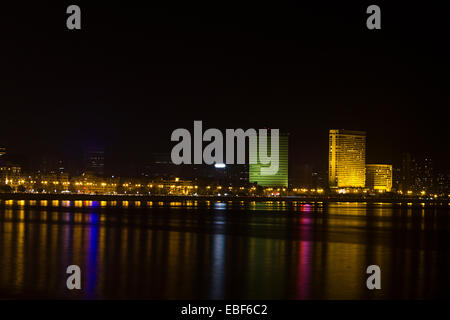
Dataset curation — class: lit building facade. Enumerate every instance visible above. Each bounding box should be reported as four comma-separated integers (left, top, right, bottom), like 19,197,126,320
329,129,366,189
366,164,392,192
249,133,288,187
0,165,22,186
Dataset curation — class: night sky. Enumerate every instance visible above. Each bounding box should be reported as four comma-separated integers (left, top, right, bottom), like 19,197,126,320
1,1,449,174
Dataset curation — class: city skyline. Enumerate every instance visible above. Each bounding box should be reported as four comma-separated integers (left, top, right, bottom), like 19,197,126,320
1,3,449,175
1,128,448,195
1,126,449,176
1,1,450,305
1,125,448,175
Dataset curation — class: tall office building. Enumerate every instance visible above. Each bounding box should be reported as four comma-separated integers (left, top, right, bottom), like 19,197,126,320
291,163,313,188
399,154,435,192
417,158,434,192
85,147,105,176
329,129,366,189
366,164,392,192
249,133,288,187
400,152,417,192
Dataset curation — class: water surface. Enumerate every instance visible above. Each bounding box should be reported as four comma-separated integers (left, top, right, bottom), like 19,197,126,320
0,200,449,299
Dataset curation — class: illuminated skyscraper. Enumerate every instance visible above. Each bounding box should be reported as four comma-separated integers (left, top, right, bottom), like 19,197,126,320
366,164,392,192
249,133,288,187
328,129,366,189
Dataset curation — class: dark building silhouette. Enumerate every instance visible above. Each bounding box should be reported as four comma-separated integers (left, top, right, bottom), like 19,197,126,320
416,158,434,192
436,173,450,195
400,153,417,192
0,147,5,165
142,153,181,179
84,148,105,176
291,163,313,188
400,153,436,193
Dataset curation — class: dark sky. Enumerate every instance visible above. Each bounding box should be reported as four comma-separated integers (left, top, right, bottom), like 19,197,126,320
1,1,449,173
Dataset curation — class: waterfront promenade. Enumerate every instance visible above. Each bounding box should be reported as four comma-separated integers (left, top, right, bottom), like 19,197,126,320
0,192,448,205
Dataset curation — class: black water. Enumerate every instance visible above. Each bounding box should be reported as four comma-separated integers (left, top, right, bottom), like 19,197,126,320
0,200,449,299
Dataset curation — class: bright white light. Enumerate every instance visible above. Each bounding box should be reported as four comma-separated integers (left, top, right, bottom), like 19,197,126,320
214,163,226,168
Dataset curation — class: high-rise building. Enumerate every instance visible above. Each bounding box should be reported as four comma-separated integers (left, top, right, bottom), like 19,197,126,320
436,173,449,195
143,153,179,178
85,148,105,176
417,158,434,192
249,133,288,187
226,164,249,184
291,163,313,188
399,154,435,193
329,129,366,189
400,152,417,192
366,164,392,192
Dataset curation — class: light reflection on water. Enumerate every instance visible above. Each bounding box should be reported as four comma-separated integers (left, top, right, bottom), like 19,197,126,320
0,200,449,299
